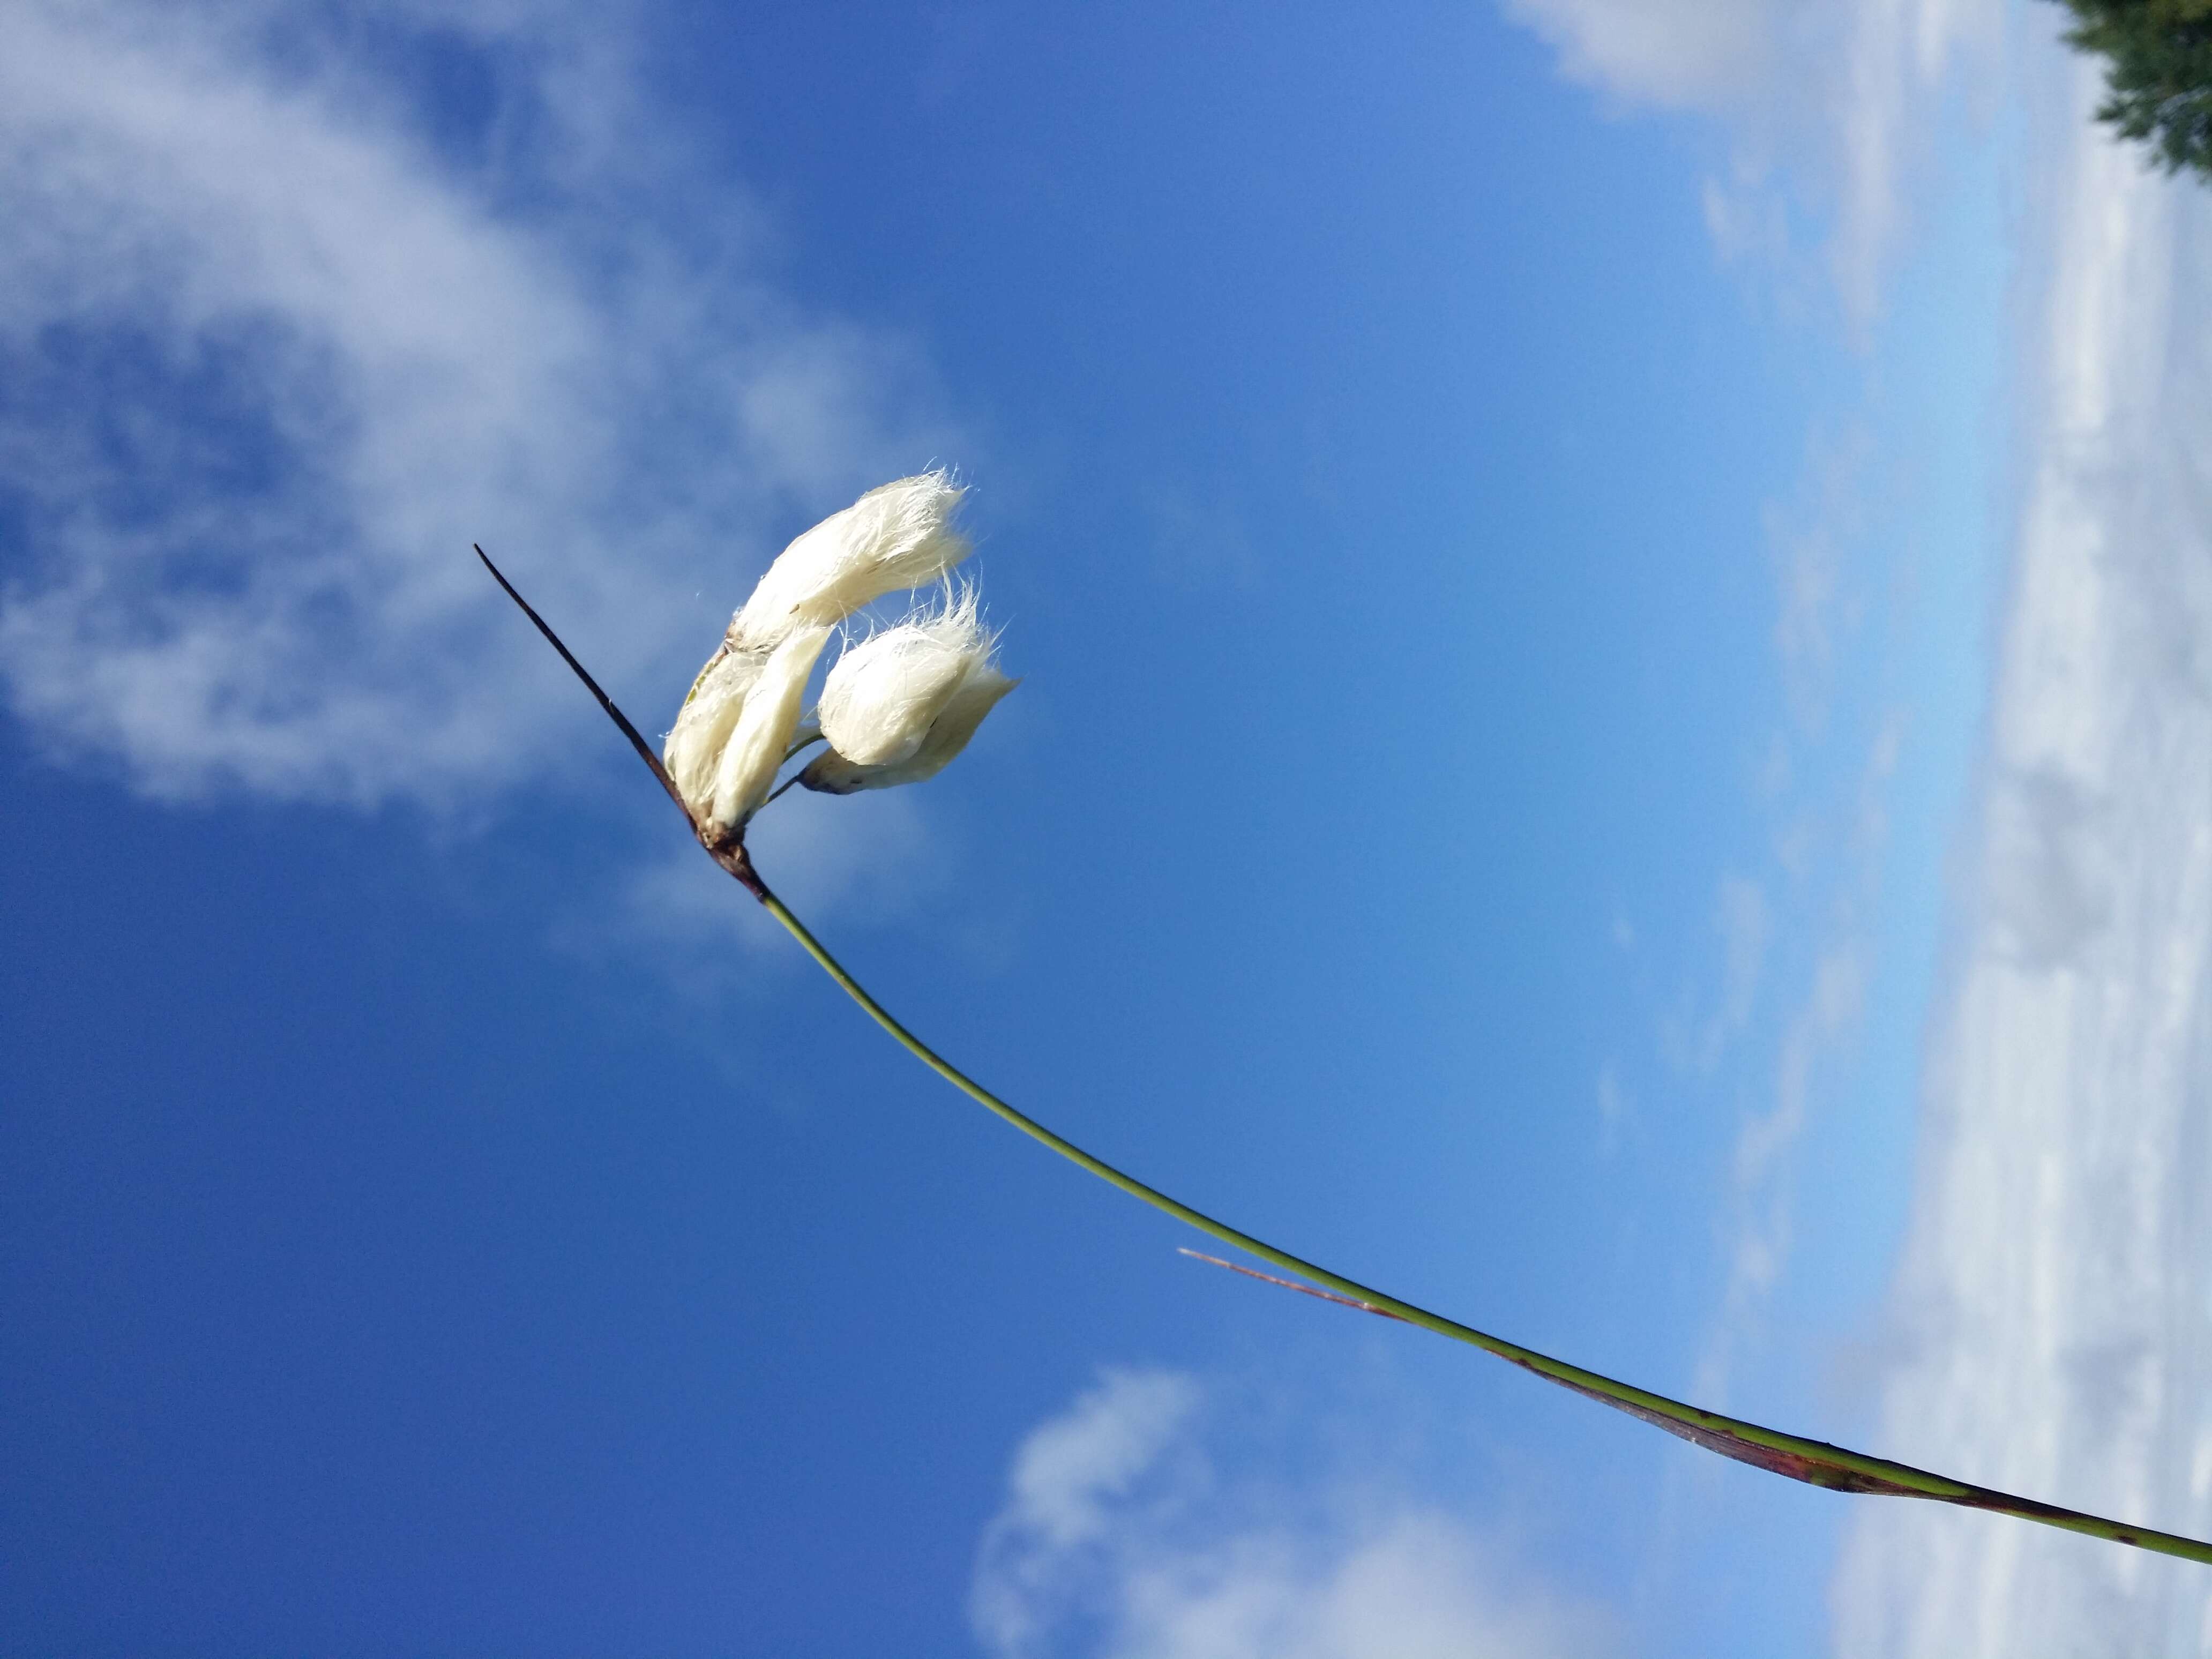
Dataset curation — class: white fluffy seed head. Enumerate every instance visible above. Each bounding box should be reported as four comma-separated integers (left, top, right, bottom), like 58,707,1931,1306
661,645,765,819
729,473,969,651
815,587,993,767
705,623,831,836
798,668,1017,795
798,593,1016,796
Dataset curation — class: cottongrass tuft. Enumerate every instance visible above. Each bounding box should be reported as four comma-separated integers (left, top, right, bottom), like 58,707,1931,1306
816,585,994,767
660,472,980,840
662,645,764,816
729,471,969,652
705,624,830,836
802,587,1017,794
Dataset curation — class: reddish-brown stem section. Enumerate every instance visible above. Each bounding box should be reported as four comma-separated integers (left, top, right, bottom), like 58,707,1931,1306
1176,1249,1411,1322
707,836,771,900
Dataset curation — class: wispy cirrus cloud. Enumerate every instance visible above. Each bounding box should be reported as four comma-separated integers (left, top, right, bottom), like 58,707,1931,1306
1683,712,1894,1420
0,0,960,809
971,1367,1619,1659
1504,4,1996,1428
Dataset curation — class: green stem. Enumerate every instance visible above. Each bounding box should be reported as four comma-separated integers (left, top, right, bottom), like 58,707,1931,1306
470,545,2212,1567
753,877,2212,1567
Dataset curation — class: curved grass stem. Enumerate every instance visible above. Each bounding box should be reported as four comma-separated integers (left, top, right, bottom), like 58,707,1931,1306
749,878,2212,1565
480,542,2212,1568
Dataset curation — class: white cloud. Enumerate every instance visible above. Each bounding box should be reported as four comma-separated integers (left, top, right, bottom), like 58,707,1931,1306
1499,0,2005,327
1830,44,2212,1658
0,0,960,808
989,1370,1205,1563
1498,0,1775,111
971,1368,1618,1659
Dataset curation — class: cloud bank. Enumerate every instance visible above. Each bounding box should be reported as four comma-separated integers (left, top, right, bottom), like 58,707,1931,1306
1508,16,2212,1653
970,1368,1617,1659
0,0,956,808
1831,47,2212,1659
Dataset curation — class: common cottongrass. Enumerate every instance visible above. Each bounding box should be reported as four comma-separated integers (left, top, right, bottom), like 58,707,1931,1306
477,476,2212,1572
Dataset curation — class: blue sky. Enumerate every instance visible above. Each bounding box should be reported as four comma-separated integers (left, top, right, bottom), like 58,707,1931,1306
5,2,2211,1655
